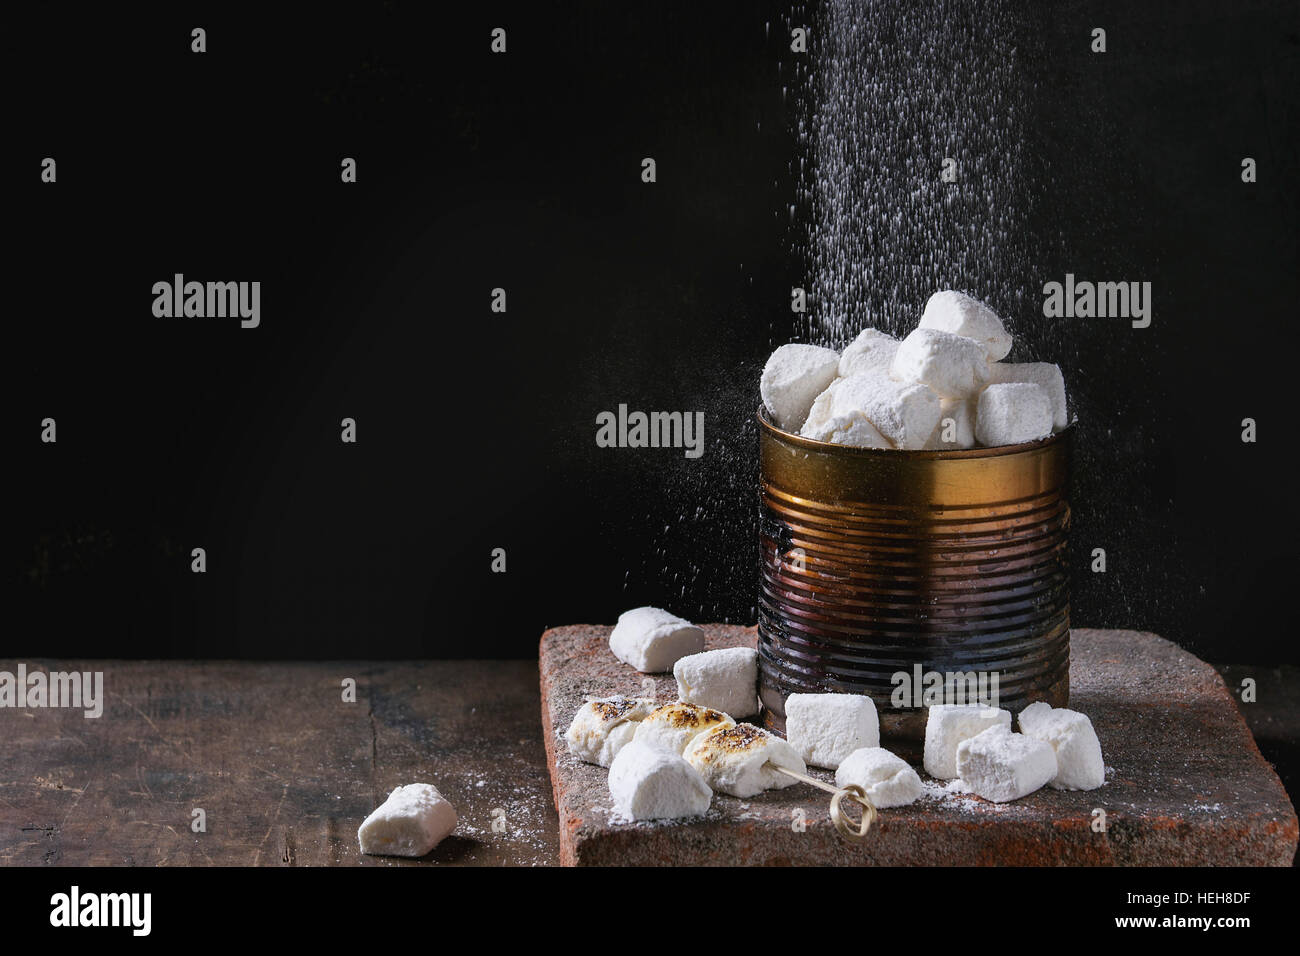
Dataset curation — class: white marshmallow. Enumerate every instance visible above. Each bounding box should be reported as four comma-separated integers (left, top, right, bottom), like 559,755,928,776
835,747,925,808
955,725,1057,802
683,723,806,798
760,344,841,432
633,701,735,755
891,328,991,400
919,290,1012,361
608,741,712,820
784,693,880,769
924,397,977,449
565,695,657,767
975,382,1053,447
830,373,942,450
838,328,900,378
987,362,1068,430
801,411,891,448
674,646,759,718
357,783,457,857
923,704,1012,779
799,378,842,436
1018,701,1105,790
608,606,704,673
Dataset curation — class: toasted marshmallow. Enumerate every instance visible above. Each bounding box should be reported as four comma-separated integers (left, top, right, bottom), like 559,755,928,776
683,723,806,798
565,695,657,767
633,701,736,755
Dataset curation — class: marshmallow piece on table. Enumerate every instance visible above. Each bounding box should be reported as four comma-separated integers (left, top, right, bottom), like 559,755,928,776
831,373,942,450
633,701,735,755
987,362,1068,431
784,692,880,769
975,382,1053,446
1018,701,1105,790
357,783,458,857
955,725,1057,802
923,703,1012,779
674,646,759,718
801,411,891,448
919,290,1013,361
683,723,806,798
838,328,900,378
890,328,991,400
609,741,712,821
609,606,704,673
760,344,841,432
835,747,925,808
924,397,977,450
565,695,657,767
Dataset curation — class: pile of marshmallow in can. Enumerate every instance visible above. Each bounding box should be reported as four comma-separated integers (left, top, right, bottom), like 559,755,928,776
566,607,1104,822
761,290,1069,448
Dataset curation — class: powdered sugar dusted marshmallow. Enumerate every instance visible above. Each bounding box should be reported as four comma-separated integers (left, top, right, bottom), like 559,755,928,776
785,693,880,769
799,379,841,436
919,290,1012,361
683,723,806,798
955,725,1057,802
608,741,712,820
609,606,704,673
761,344,841,432
838,328,900,378
975,382,1053,447
923,704,1012,779
987,362,1068,430
1018,701,1105,790
357,783,457,857
633,701,735,755
674,646,760,718
891,328,991,400
835,747,925,808
801,411,890,448
831,373,941,450
925,397,977,449
565,695,657,767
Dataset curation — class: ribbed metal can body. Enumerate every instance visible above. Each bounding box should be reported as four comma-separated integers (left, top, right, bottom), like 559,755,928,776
757,409,1072,739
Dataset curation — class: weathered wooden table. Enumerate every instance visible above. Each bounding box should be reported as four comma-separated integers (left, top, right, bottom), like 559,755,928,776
2,641,1295,867
0,661,558,866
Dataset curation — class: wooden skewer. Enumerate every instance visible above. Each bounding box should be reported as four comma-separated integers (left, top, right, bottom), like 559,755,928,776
768,764,877,842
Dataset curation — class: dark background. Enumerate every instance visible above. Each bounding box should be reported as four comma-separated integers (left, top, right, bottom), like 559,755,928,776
7,1,1298,663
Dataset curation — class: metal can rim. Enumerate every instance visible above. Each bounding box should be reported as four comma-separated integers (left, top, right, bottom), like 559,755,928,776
756,404,1075,460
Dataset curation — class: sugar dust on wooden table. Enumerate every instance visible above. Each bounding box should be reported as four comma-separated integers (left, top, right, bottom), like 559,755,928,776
0,661,557,866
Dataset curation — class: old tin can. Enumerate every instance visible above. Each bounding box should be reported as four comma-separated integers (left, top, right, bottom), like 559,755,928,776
757,408,1072,740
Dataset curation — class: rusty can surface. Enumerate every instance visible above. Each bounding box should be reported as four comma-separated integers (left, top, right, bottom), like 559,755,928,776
757,408,1072,740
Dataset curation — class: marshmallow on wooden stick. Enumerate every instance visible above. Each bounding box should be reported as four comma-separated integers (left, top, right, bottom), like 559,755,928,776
633,701,735,755
684,723,806,798
565,695,656,767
